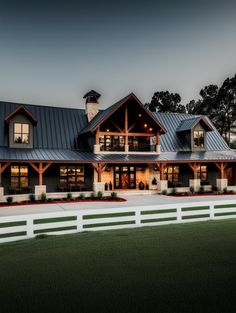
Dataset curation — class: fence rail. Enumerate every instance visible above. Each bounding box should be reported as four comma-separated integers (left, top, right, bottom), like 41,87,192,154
1,199,236,244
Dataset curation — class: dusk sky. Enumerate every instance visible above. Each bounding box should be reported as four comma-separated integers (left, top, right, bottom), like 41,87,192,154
0,0,236,109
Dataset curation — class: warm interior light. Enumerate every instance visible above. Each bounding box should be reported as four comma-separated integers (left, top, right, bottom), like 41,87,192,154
138,113,142,117
106,129,109,132
149,127,153,131
144,123,147,128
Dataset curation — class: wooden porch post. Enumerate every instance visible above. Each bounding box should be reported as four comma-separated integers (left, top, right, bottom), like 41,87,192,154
0,162,11,187
215,162,227,179
125,104,128,146
188,163,199,179
92,163,106,183
29,162,52,185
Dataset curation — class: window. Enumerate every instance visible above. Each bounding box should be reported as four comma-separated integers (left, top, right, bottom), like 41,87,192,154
193,130,204,148
164,166,179,183
11,165,29,188
197,165,207,181
59,166,85,186
99,135,125,151
13,123,29,144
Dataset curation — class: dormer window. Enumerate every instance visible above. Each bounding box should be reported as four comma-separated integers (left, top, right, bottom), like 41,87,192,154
14,123,30,144
193,130,204,148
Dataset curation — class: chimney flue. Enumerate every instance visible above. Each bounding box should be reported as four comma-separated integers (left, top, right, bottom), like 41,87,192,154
83,90,101,122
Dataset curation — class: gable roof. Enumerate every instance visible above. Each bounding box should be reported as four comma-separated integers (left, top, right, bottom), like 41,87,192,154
79,93,167,135
4,105,38,125
155,112,229,152
176,116,213,132
0,101,87,149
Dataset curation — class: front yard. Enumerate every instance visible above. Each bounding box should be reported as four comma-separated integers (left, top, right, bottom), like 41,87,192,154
0,220,236,313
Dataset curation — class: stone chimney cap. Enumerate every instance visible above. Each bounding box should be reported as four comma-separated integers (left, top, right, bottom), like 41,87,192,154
83,90,101,99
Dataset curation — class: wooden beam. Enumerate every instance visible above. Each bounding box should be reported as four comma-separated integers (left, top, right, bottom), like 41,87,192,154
91,163,106,182
156,132,160,145
125,104,128,145
188,162,199,179
0,162,10,174
215,162,227,179
111,121,123,133
29,162,52,185
128,123,136,132
98,131,155,137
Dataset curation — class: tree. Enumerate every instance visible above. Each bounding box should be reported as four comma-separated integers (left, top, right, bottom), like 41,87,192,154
145,91,186,113
185,76,236,145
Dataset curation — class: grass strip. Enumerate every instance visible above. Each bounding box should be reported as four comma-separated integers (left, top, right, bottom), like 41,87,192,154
182,206,209,212
34,226,76,234
141,217,176,223
0,221,26,228
214,204,236,209
83,212,135,220
83,221,135,228
182,214,210,220
141,209,176,215
215,212,236,217
0,231,26,239
34,216,77,224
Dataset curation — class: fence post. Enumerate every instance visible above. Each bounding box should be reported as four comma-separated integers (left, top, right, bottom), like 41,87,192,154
210,203,214,220
27,216,34,238
176,205,182,223
77,212,83,233
135,209,141,227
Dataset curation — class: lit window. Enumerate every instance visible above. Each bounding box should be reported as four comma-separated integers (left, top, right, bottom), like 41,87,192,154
197,165,207,181
59,166,85,186
164,166,179,183
11,165,29,188
14,123,29,144
194,131,204,148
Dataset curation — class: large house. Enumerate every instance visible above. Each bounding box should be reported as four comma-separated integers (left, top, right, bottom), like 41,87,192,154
0,90,236,200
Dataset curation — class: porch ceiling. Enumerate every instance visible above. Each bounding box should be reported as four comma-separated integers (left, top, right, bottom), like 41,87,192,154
0,147,236,163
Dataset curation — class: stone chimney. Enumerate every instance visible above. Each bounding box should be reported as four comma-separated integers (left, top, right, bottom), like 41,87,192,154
83,90,101,122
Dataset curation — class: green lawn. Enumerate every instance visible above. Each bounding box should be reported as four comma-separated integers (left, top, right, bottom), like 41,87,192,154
1,220,236,313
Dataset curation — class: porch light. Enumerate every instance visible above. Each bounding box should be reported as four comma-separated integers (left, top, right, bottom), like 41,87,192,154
138,114,142,117
149,127,153,131
106,128,109,132
144,123,147,128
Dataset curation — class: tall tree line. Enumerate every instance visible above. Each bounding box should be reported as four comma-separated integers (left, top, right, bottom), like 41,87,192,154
145,74,236,146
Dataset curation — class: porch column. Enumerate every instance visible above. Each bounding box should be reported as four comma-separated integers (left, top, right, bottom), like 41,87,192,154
188,163,201,192
124,104,129,153
29,162,52,199
92,163,106,193
0,162,10,200
215,162,228,191
156,132,161,154
94,129,100,154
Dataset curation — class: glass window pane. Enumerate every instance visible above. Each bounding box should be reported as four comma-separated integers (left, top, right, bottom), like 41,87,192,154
14,123,22,133
60,166,67,176
22,134,29,144
68,167,75,175
20,166,28,176
20,177,28,188
22,124,29,133
11,177,19,188
11,166,19,176
14,134,22,143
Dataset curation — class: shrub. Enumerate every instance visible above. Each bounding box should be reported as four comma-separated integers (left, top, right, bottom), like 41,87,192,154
47,198,53,203
171,187,177,195
223,187,228,194
97,191,103,199
198,186,204,194
40,192,47,202
161,190,167,195
111,192,117,200
29,194,35,202
67,192,72,200
6,196,13,204
78,193,85,200
189,186,194,194
90,192,96,199
212,185,218,192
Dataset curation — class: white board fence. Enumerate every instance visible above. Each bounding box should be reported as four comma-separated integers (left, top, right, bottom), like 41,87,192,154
1,199,236,244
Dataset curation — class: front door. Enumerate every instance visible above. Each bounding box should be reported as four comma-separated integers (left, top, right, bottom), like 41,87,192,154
114,166,136,189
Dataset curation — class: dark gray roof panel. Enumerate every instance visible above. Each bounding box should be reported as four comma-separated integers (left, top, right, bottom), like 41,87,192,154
0,148,235,162
176,117,200,132
0,101,88,150
155,113,229,152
